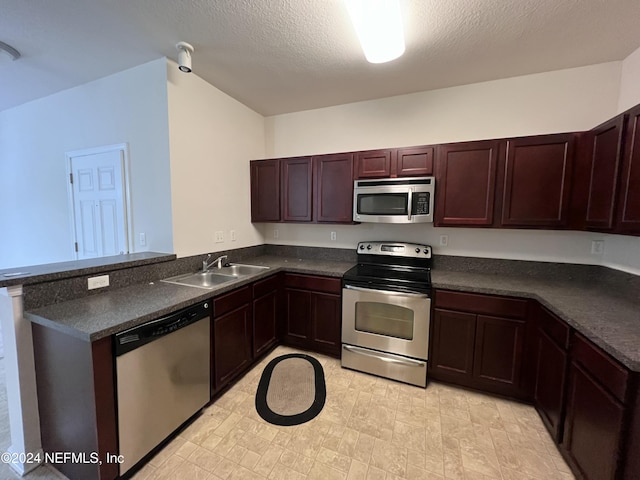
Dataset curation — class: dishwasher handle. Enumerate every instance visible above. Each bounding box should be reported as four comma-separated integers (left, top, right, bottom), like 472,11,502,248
114,301,210,356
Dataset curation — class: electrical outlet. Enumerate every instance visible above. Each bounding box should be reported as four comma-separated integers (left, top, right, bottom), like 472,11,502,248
273,229,279,239
88,274,109,290
439,235,449,246
230,230,237,242
215,231,224,243
591,240,604,255
330,231,337,241
139,232,146,246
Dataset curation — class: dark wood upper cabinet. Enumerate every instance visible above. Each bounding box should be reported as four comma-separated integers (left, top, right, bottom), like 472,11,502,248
617,104,640,233
313,153,354,223
434,140,500,226
396,146,434,176
354,149,393,178
585,115,626,229
502,134,575,227
282,157,313,222
354,146,433,179
250,159,280,222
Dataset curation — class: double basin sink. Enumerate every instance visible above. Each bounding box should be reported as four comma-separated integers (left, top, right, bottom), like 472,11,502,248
162,263,270,290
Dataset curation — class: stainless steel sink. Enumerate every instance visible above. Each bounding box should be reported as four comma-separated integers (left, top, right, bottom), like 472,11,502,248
161,263,269,290
162,271,237,290
218,263,270,276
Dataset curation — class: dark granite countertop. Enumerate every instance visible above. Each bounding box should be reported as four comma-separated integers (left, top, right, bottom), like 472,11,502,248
0,252,175,288
25,255,354,342
24,252,640,372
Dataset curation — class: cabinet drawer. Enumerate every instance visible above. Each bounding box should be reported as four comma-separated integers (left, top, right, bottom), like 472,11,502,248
435,290,528,319
284,274,341,294
572,334,629,402
537,306,570,350
214,286,252,317
253,274,279,298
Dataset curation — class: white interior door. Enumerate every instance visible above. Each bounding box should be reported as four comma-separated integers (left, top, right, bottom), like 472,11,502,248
69,148,128,259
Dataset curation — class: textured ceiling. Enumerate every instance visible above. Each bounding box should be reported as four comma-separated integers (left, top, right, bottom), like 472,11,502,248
2,0,640,115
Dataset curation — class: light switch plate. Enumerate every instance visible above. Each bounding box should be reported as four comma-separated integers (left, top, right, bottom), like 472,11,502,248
215,231,224,243
439,235,449,246
591,240,604,255
88,274,110,290
230,230,237,242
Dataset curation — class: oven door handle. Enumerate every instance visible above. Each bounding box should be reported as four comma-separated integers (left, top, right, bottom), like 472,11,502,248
343,345,426,367
344,284,429,299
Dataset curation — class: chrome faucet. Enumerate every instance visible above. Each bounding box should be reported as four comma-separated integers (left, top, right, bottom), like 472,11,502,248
202,254,228,272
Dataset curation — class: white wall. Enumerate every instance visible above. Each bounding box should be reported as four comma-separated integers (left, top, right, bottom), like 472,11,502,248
618,45,640,112
0,58,173,269
261,61,640,275
166,60,265,258
265,62,621,156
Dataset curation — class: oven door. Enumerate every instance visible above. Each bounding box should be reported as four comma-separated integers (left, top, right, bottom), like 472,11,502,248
341,285,430,361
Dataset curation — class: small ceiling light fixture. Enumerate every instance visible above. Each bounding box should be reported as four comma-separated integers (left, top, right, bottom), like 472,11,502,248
176,41,194,73
345,0,405,64
0,41,21,61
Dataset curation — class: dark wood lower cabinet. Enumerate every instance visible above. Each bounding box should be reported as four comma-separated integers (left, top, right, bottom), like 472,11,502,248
214,303,252,389
534,330,568,441
473,314,525,387
429,291,529,398
430,308,476,378
283,274,342,357
32,325,117,480
310,292,341,355
213,287,253,390
563,362,625,480
253,289,278,357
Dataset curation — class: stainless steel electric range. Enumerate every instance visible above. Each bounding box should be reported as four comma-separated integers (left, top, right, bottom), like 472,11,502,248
341,241,432,387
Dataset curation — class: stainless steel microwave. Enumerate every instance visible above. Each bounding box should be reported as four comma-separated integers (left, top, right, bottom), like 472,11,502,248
353,177,435,223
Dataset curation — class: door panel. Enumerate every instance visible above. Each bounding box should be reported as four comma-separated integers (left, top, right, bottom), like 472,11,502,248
618,105,640,232
313,154,354,223
70,148,127,259
430,309,476,377
534,331,568,441
502,134,575,227
435,141,500,226
282,157,312,222
473,315,525,386
311,292,341,355
250,159,281,222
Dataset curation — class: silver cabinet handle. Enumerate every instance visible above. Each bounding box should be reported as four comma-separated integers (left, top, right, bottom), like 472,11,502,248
343,345,425,367
344,284,429,299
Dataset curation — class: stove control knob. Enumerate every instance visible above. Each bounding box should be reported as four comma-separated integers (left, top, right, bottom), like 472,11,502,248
423,248,429,254
415,248,420,253
359,244,365,250
366,244,372,250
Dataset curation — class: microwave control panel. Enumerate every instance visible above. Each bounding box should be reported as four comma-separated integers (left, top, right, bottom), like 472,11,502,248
412,192,430,215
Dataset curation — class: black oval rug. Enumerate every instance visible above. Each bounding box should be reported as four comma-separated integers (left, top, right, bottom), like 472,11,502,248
255,353,326,426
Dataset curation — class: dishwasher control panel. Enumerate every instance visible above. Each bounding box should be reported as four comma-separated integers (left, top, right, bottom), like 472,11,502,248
114,301,210,356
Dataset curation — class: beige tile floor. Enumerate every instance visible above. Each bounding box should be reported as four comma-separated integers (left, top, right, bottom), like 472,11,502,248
130,346,575,480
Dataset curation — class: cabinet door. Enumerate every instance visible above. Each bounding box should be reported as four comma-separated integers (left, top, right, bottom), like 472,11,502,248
434,141,500,226
563,363,625,480
585,116,626,229
430,308,476,379
284,288,311,345
534,330,568,441
355,150,393,179
502,134,575,227
313,153,354,223
250,159,280,222
473,315,525,389
617,105,640,233
253,290,278,358
397,146,434,177
282,157,313,222
311,292,341,357
214,304,252,389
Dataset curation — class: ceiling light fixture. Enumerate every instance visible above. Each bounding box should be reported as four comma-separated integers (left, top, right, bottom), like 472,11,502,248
176,42,194,73
0,41,21,61
345,0,405,64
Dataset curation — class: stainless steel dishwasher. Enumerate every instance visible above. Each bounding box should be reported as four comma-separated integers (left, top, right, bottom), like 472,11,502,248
114,301,211,475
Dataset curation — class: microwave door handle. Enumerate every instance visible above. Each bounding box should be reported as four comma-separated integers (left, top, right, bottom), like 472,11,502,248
407,188,413,220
